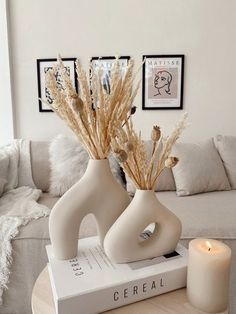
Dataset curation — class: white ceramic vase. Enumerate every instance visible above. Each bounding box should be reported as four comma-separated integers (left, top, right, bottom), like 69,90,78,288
49,159,130,260
104,189,182,263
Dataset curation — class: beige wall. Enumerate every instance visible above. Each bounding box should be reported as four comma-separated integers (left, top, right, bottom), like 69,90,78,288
8,0,236,141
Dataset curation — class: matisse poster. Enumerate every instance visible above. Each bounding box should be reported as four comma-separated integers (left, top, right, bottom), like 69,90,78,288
142,55,184,110
90,56,130,94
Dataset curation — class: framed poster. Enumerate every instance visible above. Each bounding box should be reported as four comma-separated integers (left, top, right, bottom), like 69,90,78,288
90,56,130,94
142,55,184,110
37,58,77,112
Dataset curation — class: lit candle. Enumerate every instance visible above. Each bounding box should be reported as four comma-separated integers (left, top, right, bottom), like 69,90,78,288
187,238,231,313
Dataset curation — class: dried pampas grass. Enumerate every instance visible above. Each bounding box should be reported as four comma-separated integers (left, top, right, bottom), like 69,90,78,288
45,56,139,159
112,113,187,190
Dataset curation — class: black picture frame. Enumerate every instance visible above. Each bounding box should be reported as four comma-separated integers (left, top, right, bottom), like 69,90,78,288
90,56,130,94
142,55,184,110
37,58,78,112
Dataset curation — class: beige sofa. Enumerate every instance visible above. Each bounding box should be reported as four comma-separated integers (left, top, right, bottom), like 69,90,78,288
1,141,236,314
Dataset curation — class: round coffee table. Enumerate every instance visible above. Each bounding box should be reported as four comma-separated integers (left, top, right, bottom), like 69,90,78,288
32,267,228,314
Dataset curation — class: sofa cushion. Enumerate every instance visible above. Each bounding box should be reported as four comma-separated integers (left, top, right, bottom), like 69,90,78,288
15,193,97,240
31,141,50,192
158,190,236,239
172,139,231,196
15,191,236,241
214,135,236,189
126,140,176,195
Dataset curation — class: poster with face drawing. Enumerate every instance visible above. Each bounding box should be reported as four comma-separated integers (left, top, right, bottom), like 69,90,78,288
90,56,130,94
142,55,184,110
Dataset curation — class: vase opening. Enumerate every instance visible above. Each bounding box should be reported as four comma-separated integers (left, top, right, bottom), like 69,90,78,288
139,222,158,243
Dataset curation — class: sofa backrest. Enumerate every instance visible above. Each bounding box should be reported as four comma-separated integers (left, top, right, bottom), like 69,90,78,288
30,141,50,192
29,139,176,193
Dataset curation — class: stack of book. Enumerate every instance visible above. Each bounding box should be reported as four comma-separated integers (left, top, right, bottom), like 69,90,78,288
46,235,188,314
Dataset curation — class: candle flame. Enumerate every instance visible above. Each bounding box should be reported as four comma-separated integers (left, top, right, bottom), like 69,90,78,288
206,241,212,251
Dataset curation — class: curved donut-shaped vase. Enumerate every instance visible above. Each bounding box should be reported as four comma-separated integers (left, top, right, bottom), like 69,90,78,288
49,159,130,260
104,189,182,263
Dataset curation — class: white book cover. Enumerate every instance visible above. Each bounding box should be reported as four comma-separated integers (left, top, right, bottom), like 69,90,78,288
46,235,188,314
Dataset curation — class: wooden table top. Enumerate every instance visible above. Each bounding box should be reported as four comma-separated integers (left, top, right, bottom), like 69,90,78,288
32,267,228,314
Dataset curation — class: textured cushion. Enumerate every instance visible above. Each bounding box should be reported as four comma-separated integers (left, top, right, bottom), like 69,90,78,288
172,139,231,196
157,190,236,239
49,134,124,196
214,135,236,189
31,141,50,192
126,140,176,195
0,151,9,196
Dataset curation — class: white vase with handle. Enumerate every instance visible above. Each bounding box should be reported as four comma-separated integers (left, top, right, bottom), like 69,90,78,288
104,189,182,263
49,159,130,260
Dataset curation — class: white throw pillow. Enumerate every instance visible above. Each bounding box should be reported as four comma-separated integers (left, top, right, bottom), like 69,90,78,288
214,135,236,189
4,142,19,191
172,139,231,196
0,151,10,196
125,140,176,195
49,134,125,196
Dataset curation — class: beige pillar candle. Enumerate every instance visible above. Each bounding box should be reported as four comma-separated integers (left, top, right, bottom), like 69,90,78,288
187,239,231,313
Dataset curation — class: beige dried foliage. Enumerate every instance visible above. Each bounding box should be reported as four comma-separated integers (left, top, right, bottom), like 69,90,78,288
151,125,161,142
165,156,179,168
45,56,139,159
112,114,187,190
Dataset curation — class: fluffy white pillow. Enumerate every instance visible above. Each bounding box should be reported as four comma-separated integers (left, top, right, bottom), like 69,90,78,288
214,135,236,189
49,134,125,196
0,151,10,196
172,139,231,196
125,140,176,195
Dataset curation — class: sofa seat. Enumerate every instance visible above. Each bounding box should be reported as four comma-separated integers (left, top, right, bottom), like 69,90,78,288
16,193,98,240
15,190,236,242
14,194,58,240
158,190,236,240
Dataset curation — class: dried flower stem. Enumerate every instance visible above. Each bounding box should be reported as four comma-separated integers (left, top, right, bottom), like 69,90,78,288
45,56,139,160
112,114,187,190
151,113,188,187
